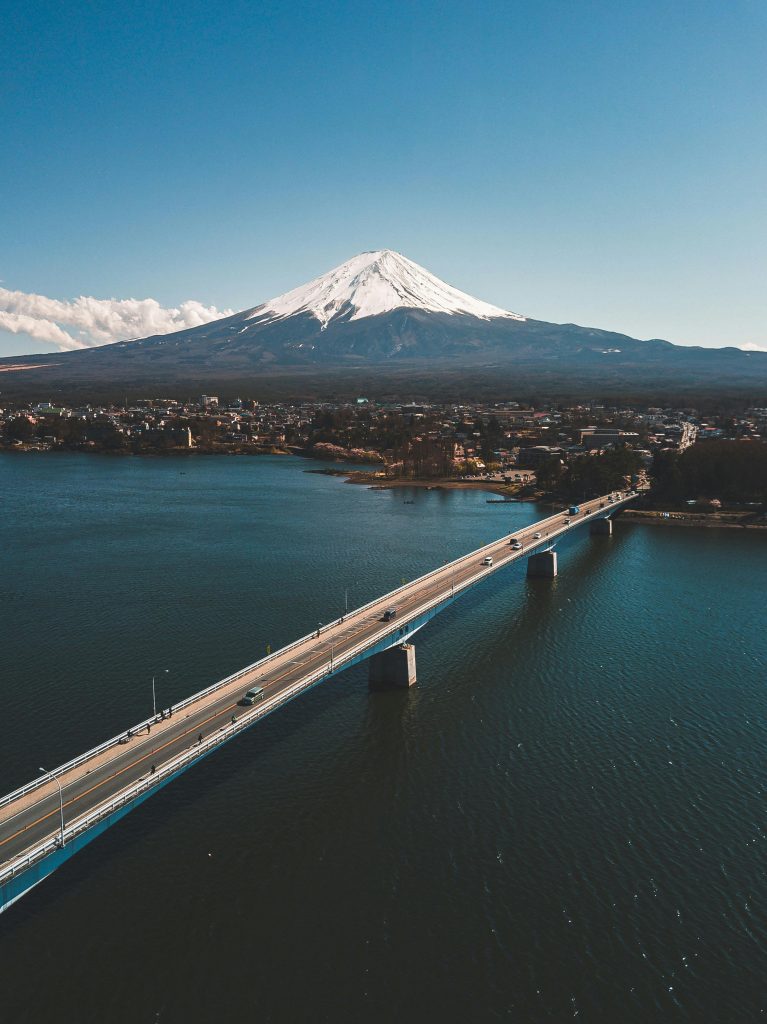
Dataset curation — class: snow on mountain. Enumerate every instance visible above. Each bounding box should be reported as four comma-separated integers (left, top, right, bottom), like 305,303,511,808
248,250,525,328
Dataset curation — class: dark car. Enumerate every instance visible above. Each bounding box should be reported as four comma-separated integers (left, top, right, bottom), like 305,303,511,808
382,607,397,622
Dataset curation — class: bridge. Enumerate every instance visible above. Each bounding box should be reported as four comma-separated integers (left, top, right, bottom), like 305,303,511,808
0,488,636,914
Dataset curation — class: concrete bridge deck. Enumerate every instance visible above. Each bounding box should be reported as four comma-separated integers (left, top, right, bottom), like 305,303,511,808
0,488,636,913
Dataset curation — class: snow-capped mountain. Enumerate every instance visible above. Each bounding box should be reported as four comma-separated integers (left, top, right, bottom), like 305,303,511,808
248,250,526,328
2,249,765,395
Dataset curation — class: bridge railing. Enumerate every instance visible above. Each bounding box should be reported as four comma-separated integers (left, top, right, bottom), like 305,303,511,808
0,491,637,887
0,620,356,809
0,502,565,810
0,568,470,889
0,491,633,811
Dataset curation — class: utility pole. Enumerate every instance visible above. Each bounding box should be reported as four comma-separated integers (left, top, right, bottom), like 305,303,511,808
152,668,168,718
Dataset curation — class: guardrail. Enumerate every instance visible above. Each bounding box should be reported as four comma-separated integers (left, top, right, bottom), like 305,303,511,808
0,491,634,812
0,591,423,883
0,543,512,888
1,491,636,886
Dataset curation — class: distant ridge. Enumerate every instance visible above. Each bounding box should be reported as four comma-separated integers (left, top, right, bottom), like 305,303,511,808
0,250,765,398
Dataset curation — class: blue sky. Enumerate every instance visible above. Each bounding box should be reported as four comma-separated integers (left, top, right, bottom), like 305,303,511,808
2,0,766,355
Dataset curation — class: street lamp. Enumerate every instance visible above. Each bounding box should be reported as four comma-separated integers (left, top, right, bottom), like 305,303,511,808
39,767,65,848
152,668,169,718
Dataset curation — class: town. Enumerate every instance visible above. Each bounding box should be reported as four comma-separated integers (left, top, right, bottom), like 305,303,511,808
4,393,763,462
3,393,765,519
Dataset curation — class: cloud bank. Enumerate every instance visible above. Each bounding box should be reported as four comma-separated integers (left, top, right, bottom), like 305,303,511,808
0,286,234,351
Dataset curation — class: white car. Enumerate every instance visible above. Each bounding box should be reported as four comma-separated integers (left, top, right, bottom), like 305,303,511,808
532,532,542,539
482,555,493,566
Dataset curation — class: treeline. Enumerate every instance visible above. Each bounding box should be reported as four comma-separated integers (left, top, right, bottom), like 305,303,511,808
651,441,767,505
537,446,643,501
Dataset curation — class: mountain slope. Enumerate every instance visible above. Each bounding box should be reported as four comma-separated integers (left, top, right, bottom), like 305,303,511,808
1,250,765,397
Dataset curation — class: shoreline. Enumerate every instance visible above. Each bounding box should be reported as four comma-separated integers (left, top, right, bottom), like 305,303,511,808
5,449,764,529
331,470,529,499
1,444,295,458
324,469,767,529
619,510,767,531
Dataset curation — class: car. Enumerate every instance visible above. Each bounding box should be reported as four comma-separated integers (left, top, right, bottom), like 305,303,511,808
482,555,493,566
239,685,265,706
510,539,522,550
382,607,397,622
608,496,614,503
533,531,542,539
564,518,570,525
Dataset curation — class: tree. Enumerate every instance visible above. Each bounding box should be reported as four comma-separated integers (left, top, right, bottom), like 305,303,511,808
4,417,35,442
535,456,564,492
562,446,642,501
651,441,767,505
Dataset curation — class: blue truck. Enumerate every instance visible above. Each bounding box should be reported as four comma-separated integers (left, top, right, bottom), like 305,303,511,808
568,505,581,515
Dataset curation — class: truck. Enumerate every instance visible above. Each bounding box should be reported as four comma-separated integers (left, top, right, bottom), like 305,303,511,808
568,505,581,516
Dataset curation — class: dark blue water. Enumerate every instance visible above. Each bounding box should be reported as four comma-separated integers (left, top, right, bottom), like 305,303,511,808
1,454,765,1023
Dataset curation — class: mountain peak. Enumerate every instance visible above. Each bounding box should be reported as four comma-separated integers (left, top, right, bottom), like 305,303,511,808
249,250,525,328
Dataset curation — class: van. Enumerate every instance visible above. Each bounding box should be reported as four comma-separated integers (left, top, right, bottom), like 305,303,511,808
240,686,265,706
483,556,493,566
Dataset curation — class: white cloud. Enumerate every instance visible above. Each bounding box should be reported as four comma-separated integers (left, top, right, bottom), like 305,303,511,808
0,286,234,352
0,311,88,350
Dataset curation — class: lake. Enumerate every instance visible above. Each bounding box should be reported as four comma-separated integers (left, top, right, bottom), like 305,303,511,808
0,453,765,1023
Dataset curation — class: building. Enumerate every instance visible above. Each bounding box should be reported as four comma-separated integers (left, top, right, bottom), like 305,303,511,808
518,445,564,468
580,428,640,450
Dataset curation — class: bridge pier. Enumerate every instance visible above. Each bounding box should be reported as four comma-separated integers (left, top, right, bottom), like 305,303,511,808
368,644,417,690
590,518,613,536
527,550,557,579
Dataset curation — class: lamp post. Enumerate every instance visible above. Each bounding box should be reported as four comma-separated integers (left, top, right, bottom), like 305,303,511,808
152,668,168,718
39,767,65,848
